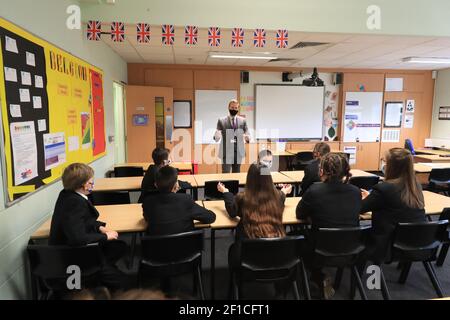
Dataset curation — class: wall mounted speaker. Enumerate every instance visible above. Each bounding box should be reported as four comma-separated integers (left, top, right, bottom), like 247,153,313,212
240,71,249,83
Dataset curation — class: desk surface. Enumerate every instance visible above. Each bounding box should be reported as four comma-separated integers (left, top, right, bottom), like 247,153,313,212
416,148,450,156
414,163,450,173
193,171,296,187
414,154,450,163
114,162,193,171
94,175,198,192
286,149,341,155
280,169,377,182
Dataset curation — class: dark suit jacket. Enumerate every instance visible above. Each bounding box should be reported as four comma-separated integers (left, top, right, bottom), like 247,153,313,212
361,181,427,262
142,192,216,236
49,190,107,246
214,115,249,162
299,159,320,196
223,190,286,240
296,181,361,229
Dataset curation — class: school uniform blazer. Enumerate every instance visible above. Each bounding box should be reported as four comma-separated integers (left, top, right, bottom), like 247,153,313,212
142,192,216,236
361,181,427,262
214,115,249,162
223,190,286,240
296,181,362,229
49,190,107,246
299,159,320,196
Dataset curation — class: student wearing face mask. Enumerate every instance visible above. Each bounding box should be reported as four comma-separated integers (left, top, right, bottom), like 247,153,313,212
213,99,250,173
49,163,127,291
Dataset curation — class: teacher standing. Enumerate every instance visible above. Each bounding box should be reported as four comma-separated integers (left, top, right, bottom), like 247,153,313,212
214,99,250,173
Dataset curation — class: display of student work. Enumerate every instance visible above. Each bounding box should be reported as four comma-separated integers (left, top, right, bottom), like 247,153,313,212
0,18,106,203
343,92,383,142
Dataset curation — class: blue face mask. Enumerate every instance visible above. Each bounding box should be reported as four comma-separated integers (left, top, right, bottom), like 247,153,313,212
87,181,94,193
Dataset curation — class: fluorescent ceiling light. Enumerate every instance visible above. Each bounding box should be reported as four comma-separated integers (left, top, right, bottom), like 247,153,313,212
209,54,277,60
402,57,450,64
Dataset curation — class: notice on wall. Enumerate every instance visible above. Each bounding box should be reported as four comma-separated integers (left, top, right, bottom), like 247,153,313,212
406,100,415,113
344,146,357,165
43,132,66,170
81,112,91,149
404,114,414,129
385,78,403,92
382,129,401,142
10,121,38,185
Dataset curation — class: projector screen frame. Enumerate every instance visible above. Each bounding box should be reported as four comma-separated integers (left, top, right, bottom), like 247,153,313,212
254,83,325,141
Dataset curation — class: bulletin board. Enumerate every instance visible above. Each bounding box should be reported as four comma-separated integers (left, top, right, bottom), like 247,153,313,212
0,18,106,204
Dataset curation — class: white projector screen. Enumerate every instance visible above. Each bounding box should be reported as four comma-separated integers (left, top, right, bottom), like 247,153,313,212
255,85,324,139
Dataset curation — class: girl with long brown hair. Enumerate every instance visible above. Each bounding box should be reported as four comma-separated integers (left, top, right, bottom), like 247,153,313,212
361,148,426,262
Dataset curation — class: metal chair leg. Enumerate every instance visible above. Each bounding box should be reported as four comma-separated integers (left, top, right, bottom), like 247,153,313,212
352,266,368,300
196,266,205,300
378,265,391,300
232,274,239,300
398,262,412,284
334,267,343,289
423,261,444,298
436,243,450,267
292,281,300,300
299,260,311,300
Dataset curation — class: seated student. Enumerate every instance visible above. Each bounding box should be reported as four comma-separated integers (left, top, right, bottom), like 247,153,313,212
139,147,191,202
360,148,426,263
49,163,127,291
142,166,216,236
258,149,273,168
296,153,361,299
299,142,331,196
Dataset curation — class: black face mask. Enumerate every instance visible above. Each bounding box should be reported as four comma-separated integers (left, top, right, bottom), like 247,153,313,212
229,109,238,116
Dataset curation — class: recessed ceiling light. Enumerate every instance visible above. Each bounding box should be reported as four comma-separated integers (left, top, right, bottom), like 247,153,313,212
209,53,277,60
402,57,450,64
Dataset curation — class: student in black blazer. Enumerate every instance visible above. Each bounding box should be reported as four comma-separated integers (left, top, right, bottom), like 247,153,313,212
361,148,427,263
296,153,361,299
139,147,191,202
49,163,126,291
299,142,330,196
142,166,216,236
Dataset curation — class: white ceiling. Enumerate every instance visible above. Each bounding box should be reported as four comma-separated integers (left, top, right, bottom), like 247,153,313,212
95,24,450,70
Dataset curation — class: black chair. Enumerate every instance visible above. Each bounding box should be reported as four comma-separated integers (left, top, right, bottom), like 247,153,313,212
89,191,130,205
114,166,144,177
292,152,314,170
436,208,450,266
427,168,450,196
27,244,103,300
138,230,206,300
204,180,239,200
388,220,449,298
349,176,380,190
230,235,310,300
312,226,370,300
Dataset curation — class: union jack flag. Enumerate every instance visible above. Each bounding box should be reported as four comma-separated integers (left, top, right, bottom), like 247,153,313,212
137,23,150,43
253,29,266,48
208,27,221,47
111,22,125,42
162,24,175,45
87,20,102,41
184,25,198,45
231,28,244,47
276,29,289,48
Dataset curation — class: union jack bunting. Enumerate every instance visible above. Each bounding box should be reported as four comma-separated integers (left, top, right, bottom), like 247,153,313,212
162,24,175,45
184,25,198,45
87,20,102,41
137,23,151,43
276,29,289,48
231,28,244,47
253,29,266,48
111,22,125,42
208,27,221,47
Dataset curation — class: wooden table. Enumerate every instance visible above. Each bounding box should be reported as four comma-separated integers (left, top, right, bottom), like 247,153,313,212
415,154,450,163
286,148,341,155
93,175,198,192
279,169,378,183
416,148,450,156
114,162,193,172
414,163,450,184
193,172,295,187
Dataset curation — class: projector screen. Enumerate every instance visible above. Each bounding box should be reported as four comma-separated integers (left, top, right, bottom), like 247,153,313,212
255,85,324,140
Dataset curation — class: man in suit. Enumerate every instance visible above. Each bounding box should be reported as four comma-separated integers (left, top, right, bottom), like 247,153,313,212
213,99,250,173
299,142,331,196
142,166,216,236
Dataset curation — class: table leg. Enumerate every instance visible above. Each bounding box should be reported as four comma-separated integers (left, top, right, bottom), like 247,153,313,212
210,229,215,300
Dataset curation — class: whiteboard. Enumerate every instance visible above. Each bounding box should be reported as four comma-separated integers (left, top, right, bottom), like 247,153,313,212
343,92,383,142
195,90,237,144
255,85,324,139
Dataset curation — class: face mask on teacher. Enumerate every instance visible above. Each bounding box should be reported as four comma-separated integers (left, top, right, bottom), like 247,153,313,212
229,109,238,116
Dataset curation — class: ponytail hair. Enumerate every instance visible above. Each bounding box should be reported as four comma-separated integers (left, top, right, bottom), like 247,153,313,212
320,153,352,183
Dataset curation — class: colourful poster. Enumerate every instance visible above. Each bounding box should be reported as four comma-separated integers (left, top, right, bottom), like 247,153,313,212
90,70,106,156
81,112,91,148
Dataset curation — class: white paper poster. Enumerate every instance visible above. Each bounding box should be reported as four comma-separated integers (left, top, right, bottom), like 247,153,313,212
21,71,32,86
382,129,401,142
37,119,46,132
26,52,36,66
19,88,30,102
404,115,414,129
43,132,66,170
406,100,415,113
4,67,17,82
68,136,80,152
33,96,42,109
344,146,357,165
5,36,18,53
10,121,38,185
384,102,403,127
9,104,21,118
385,78,404,92
34,75,43,88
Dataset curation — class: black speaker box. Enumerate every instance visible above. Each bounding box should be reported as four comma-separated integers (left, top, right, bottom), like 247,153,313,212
240,71,249,83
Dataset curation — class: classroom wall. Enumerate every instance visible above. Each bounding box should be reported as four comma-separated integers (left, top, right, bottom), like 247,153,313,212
431,68,450,139
0,0,127,299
